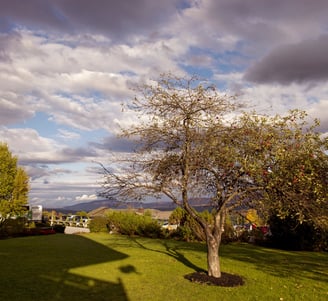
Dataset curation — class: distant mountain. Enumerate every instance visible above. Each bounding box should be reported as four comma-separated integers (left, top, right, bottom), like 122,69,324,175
61,198,179,212
62,198,123,212
46,197,213,213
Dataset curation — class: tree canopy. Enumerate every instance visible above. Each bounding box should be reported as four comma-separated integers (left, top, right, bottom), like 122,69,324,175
100,74,328,278
0,143,29,222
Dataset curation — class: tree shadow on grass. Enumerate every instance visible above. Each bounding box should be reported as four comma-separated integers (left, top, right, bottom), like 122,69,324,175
0,234,131,301
220,243,328,283
127,237,327,286
129,237,244,287
130,237,206,273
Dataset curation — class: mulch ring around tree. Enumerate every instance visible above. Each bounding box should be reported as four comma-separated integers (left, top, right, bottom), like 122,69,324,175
184,272,244,287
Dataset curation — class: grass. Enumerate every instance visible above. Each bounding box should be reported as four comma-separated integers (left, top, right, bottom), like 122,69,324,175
0,233,327,301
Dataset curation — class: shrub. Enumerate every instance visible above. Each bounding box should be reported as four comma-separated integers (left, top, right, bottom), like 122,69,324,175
53,224,65,233
172,224,196,242
107,211,138,235
0,217,26,237
221,222,237,244
268,212,328,251
135,212,162,238
106,210,162,238
89,216,109,233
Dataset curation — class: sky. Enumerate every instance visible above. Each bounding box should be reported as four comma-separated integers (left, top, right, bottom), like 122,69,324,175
1,0,328,208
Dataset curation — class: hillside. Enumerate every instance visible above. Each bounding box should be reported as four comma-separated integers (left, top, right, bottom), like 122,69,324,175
47,198,213,213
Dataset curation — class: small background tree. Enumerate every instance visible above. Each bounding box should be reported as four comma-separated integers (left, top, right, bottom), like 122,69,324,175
0,143,29,231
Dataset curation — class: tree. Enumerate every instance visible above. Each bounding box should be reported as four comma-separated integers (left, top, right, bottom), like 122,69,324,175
100,74,328,279
268,212,328,251
232,110,328,227
76,211,89,217
245,209,263,226
0,143,29,225
169,207,185,225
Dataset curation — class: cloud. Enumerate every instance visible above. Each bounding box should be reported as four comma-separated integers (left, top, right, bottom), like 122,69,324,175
27,164,102,207
57,129,80,140
0,127,102,165
24,165,52,181
0,31,22,62
0,97,34,125
235,82,328,136
201,0,328,42
173,0,328,62
0,0,68,32
91,135,138,153
29,182,99,208
0,0,182,40
75,194,98,202
307,99,328,134
25,165,74,180
0,128,65,163
244,36,328,84
0,30,184,131
61,147,98,159
1,0,328,208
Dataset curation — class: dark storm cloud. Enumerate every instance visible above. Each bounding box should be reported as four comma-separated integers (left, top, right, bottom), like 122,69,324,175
61,147,98,159
0,0,181,39
0,0,68,31
244,36,328,85
23,164,73,180
91,136,138,153
18,147,99,165
23,165,51,180
202,0,328,48
209,0,328,21
0,31,22,62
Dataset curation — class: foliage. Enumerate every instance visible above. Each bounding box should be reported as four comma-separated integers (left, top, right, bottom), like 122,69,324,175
76,211,89,216
0,217,26,237
89,216,109,233
11,168,29,205
169,206,185,225
233,111,328,228
52,224,65,233
268,211,328,251
169,207,237,243
89,210,163,238
221,215,237,244
99,74,328,278
169,207,212,241
106,210,162,238
245,209,263,226
0,143,29,225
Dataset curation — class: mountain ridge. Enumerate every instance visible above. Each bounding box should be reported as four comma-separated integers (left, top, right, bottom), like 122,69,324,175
46,198,212,213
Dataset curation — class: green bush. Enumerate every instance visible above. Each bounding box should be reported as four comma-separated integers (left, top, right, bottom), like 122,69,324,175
107,211,138,235
89,216,109,233
167,208,207,242
53,224,65,233
136,217,162,238
106,210,162,238
0,217,26,237
172,224,196,242
221,222,237,244
268,212,328,251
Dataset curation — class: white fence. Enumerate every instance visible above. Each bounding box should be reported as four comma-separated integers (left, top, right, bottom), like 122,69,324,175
49,215,91,228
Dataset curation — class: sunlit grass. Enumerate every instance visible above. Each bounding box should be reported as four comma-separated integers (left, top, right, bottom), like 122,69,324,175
0,233,327,301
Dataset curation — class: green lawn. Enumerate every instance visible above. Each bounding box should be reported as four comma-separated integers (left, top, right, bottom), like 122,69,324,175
0,233,327,301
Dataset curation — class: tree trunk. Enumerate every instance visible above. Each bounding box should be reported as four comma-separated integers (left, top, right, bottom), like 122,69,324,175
206,231,221,278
